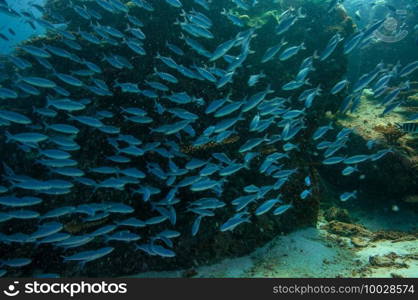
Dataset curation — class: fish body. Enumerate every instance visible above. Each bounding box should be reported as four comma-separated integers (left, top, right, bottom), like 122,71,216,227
340,191,357,202
279,43,306,61
396,122,418,133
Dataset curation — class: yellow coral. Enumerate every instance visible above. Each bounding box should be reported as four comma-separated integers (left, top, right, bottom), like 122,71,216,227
232,8,281,28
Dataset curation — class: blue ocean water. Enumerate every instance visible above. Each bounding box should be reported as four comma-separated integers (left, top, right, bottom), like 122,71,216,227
0,0,417,278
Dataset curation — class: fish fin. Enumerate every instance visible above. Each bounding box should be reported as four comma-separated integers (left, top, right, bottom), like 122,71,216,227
4,131,12,143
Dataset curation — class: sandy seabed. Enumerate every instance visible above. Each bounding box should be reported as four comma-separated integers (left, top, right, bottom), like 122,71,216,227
131,207,417,278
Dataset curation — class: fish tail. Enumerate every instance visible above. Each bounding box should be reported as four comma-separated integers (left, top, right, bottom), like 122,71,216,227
297,7,307,18
265,83,273,94
124,23,131,32
41,121,49,131
5,130,12,143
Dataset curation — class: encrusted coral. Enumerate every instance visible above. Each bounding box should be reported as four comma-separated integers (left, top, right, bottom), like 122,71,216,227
323,207,351,223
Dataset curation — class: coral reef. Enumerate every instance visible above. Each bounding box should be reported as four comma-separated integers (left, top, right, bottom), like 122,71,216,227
323,207,351,223
321,221,373,238
1,0,348,276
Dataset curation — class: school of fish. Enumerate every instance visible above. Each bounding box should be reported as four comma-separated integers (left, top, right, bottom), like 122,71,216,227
0,0,417,277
